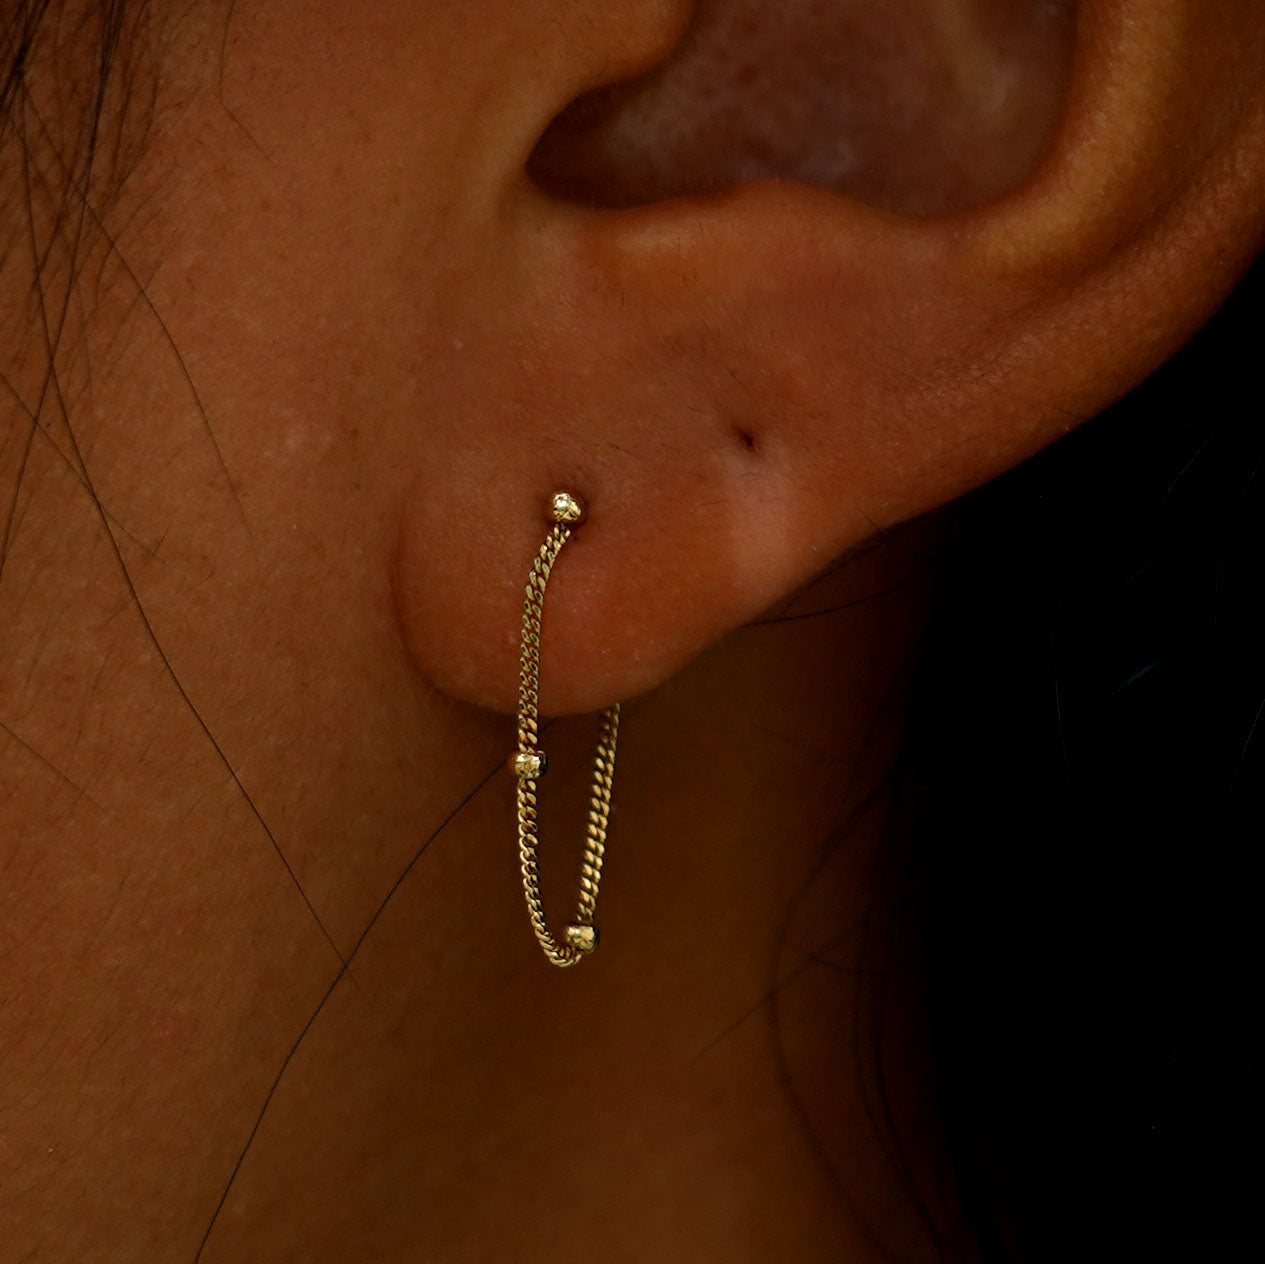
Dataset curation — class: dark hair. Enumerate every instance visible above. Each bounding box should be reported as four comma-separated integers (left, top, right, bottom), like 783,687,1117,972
3,2,137,143
2,1,152,264
899,254,1264,1262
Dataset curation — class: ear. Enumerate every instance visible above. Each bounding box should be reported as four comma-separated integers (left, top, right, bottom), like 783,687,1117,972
396,0,1265,715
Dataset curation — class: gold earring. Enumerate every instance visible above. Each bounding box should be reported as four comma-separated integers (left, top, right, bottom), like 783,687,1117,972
512,491,620,967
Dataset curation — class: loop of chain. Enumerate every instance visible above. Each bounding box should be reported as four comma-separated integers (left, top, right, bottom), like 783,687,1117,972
513,493,620,967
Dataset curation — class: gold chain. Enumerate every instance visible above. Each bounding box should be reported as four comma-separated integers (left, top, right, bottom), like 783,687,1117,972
512,492,620,967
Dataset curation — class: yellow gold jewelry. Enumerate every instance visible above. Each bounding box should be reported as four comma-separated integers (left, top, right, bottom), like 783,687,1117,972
512,491,620,967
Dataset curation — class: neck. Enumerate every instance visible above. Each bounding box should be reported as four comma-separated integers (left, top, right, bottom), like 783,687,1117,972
1,365,945,1257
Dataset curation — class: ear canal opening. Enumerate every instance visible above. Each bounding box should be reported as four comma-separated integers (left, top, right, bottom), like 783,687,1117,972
528,0,1078,218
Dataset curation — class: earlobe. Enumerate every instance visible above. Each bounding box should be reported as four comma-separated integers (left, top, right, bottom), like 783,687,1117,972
395,0,1265,719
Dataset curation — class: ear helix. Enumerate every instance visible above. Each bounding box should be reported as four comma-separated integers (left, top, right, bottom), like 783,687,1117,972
511,492,621,967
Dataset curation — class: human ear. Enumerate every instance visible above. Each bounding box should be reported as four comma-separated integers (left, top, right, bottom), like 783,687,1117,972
394,0,1265,715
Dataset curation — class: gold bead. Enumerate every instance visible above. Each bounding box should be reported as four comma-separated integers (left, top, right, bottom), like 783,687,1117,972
511,750,548,779
549,491,585,525
563,923,599,953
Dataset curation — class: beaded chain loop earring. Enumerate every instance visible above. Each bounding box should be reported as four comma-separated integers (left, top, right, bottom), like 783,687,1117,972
511,492,620,967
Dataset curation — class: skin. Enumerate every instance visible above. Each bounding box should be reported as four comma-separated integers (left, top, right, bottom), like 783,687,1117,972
1,0,1263,1258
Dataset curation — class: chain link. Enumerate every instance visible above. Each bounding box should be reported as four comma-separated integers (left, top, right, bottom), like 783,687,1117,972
513,493,620,967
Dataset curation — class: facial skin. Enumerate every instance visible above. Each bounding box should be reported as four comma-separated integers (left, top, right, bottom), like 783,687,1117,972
1,1,1263,1259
